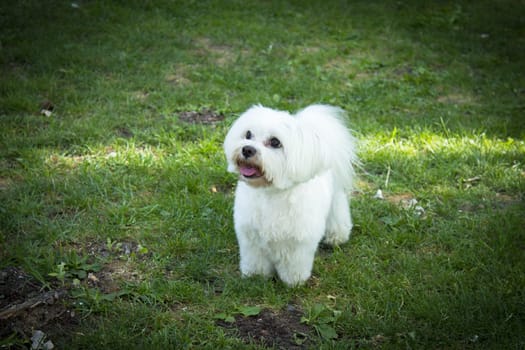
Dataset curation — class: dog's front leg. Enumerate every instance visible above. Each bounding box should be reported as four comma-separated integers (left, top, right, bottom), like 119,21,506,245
274,241,318,286
237,233,274,278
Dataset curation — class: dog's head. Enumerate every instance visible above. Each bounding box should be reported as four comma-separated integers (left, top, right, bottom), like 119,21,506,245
224,105,326,189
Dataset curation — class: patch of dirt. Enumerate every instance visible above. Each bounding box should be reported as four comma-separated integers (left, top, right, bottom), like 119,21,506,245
393,66,416,77
384,192,415,205
459,192,523,213
195,37,241,67
437,93,476,105
115,126,134,139
494,192,523,208
217,306,314,349
131,90,149,102
65,240,148,293
80,240,144,259
0,240,150,346
39,100,55,112
0,177,13,191
384,192,424,212
0,267,77,346
178,109,225,125
166,63,193,86
93,259,142,293
324,57,370,81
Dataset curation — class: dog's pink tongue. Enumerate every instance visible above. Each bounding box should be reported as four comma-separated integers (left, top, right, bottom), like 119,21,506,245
240,166,258,177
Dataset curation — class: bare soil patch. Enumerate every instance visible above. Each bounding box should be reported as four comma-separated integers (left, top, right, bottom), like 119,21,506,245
0,267,77,347
178,109,225,125
217,306,314,349
0,241,148,346
195,37,241,67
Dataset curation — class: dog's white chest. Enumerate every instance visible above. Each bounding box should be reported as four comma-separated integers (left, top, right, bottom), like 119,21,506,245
233,173,334,242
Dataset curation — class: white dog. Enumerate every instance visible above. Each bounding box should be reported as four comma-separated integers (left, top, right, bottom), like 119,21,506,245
224,104,357,286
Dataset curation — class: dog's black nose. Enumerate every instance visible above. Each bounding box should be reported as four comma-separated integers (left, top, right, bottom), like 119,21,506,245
242,145,257,158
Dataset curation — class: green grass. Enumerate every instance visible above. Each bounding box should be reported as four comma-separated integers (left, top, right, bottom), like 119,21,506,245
1,0,524,348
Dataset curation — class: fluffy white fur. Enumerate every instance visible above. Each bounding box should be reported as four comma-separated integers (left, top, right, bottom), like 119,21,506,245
224,104,357,286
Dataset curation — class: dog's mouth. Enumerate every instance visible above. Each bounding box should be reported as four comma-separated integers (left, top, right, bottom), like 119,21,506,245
238,162,263,178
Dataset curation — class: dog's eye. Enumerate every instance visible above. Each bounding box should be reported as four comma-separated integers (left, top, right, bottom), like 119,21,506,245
245,130,252,140
269,137,282,148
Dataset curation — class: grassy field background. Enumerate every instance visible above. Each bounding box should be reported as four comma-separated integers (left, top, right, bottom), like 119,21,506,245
1,0,524,348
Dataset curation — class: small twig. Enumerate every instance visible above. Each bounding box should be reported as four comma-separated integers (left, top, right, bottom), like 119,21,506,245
0,289,67,320
384,165,391,189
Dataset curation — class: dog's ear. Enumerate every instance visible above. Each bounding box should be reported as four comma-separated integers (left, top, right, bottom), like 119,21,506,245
281,123,329,187
223,132,235,173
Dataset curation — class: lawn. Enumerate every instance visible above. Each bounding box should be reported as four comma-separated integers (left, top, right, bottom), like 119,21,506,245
1,0,524,348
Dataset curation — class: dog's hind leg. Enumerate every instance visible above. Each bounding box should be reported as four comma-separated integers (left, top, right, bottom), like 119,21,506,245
324,191,352,246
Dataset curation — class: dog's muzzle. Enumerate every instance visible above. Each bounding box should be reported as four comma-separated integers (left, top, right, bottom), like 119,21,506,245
237,146,263,179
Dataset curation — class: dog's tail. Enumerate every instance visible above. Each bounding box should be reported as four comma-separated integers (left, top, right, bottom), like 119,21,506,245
295,105,358,191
